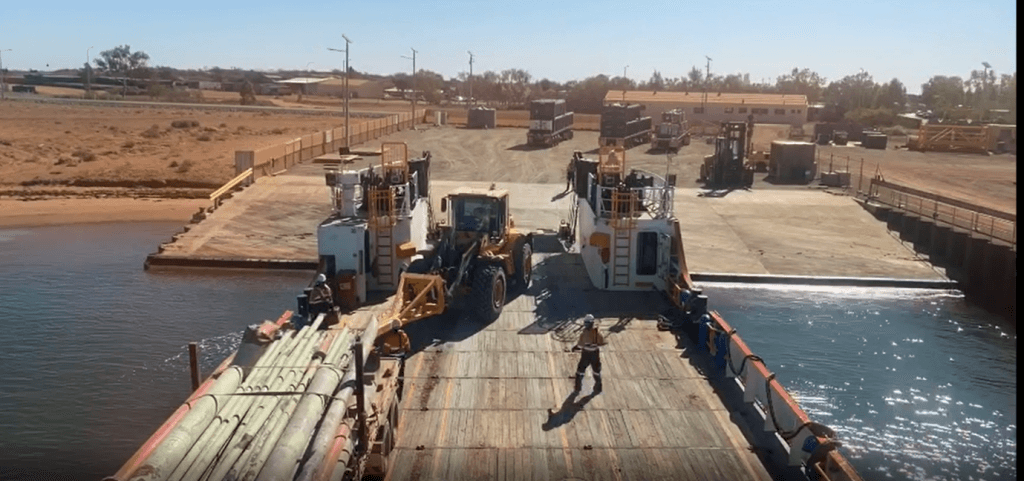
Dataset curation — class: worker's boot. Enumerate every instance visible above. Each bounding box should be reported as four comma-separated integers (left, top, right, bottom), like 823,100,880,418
593,374,603,394
573,373,584,392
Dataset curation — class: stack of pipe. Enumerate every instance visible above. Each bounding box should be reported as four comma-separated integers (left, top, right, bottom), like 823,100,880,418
118,314,370,481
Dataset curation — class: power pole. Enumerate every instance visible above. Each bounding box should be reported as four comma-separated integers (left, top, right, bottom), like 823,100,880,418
467,51,474,107
623,65,629,101
703,55,712,116
328,35,352,152
86,46,94,98
0,49,11,101
402,48,417,127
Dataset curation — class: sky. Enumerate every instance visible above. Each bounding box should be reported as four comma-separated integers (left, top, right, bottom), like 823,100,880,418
0,0,1016,94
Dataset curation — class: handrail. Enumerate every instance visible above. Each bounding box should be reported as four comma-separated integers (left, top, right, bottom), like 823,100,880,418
209,167,253,205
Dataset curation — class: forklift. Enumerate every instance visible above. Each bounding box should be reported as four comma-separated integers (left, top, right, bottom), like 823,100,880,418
699,119,754,189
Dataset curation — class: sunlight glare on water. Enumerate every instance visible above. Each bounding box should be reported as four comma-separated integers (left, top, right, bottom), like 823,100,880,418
700,283,1016,481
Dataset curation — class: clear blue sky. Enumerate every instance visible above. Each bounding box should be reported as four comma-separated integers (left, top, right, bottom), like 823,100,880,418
1,0,1015,94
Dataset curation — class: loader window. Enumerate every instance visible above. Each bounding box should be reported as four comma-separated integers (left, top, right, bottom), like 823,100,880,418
636,232,658,276
454,196,502,235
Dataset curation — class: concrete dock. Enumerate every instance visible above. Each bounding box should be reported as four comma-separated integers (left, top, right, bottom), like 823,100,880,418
147,161,946,283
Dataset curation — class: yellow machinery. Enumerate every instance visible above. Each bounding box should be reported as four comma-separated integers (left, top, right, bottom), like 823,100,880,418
372,185,533,344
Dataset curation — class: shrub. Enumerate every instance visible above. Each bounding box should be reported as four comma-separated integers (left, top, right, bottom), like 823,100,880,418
171,119,200,129
141,125,161,138
196,134,212,142
71,149,97,162
175,159,194,173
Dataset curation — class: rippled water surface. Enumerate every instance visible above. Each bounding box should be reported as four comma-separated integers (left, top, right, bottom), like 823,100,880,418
702,284,1016,481
0,223,309,480
0,224,1015,480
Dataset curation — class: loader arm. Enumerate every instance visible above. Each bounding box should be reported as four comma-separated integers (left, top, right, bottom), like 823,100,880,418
375,272,447,339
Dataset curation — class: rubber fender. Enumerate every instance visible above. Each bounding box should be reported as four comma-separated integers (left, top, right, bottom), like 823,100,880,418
697,319,710,353
714,332,730,369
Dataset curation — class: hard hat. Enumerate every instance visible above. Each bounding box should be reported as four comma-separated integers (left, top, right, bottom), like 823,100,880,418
316,273,327,284
390,319,401,332
583,314,595,326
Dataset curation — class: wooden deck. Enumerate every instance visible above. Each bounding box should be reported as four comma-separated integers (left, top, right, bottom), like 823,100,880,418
386,253,772,480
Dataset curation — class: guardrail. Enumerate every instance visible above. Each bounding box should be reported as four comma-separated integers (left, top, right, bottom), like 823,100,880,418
209,110,423,210
867,178,1016,248
209,168,253,207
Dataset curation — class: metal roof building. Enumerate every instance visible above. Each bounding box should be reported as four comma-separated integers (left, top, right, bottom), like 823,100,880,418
604,91,809,128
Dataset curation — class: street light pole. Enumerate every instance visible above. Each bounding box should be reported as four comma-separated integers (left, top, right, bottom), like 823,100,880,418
86,46,94,97
402,48,417,127
0,49,11,101
328,35,352,152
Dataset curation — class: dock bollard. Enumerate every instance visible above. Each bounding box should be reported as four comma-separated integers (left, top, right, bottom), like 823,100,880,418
188,342,201,391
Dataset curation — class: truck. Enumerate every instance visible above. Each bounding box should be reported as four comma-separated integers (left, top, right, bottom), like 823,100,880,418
599,103,653,149
651,109,691,152
527,99,574,146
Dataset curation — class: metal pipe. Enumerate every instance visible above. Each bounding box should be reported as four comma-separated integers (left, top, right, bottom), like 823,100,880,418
353,338,366,453
215,326,341,479
168,323,314,479
255,333,354,481
107,351,237,481
288,324,375,481
177,321,326,479
164,332,300,480
299,371,356,481
206,328,350,481
123,365,245,481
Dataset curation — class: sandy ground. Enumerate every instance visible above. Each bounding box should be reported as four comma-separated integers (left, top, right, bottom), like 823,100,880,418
0,101,1015,229
0,198,208,228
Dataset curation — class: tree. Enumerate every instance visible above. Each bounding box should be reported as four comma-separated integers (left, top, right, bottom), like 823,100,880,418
646,70,665,91
920,75,966,115
565,74,611,114
685,66,703,90
94,45,150,98
775,68,826,102
876,78,907,112
498,68,532,107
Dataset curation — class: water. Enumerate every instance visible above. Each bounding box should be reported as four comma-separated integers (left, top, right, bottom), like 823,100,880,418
701,284,1016,481
0,223,309,480
0,224,1016,481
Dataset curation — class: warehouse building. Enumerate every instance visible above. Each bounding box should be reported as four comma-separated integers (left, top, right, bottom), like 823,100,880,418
604,91,808,127
276,77,393,99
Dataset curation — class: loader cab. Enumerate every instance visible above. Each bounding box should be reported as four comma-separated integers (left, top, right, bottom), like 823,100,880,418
441,188,511,245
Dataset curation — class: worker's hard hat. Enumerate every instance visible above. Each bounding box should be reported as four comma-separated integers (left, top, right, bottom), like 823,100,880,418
583,314,595,326
390,319,401,332
316,274,327,284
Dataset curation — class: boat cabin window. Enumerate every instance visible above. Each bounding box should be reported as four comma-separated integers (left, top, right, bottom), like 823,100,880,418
636,232,658,276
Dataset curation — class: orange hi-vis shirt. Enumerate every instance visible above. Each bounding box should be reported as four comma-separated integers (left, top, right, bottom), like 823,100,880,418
576,327,606,352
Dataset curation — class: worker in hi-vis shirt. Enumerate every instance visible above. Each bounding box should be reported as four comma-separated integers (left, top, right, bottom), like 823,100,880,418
573,314,606,393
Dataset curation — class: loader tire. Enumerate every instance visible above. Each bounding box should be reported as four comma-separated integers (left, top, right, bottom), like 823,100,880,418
471,264,506,323
513,240,533,290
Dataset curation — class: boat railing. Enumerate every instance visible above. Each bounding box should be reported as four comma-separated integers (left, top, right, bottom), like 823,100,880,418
694,311,864,481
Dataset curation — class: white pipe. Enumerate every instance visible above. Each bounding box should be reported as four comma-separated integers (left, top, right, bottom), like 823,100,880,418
177,321,327,479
